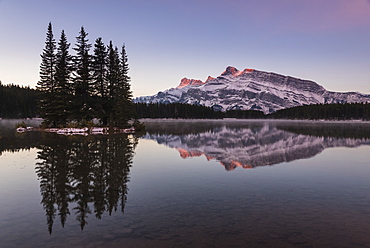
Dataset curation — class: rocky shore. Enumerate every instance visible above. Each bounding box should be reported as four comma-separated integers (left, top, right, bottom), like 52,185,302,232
16,126,135,135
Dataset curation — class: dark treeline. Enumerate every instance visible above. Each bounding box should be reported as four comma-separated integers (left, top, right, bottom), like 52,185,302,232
38,23,136,128
268,103,370,120
225,109,266,119
134,102,265,119
134,102,370,120
134,102,224,119
0,82,38,118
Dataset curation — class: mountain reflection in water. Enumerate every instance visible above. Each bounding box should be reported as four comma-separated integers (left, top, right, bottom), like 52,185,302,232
35,133,137,233
143,120,370,171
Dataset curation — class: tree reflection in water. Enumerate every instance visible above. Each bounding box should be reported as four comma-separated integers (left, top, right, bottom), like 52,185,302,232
35,133,138,234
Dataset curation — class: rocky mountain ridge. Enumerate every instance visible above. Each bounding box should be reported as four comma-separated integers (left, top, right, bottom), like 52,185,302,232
135,66,370,114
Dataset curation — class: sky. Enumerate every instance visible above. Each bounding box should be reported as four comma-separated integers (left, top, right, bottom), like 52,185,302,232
1,0,370,97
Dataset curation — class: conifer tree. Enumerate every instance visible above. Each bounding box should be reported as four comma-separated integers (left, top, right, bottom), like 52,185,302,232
106,41,120,98
92,37,108,125
105,41,121,126
55,30,72,94
111,44,135,128
38,22,57,126
72,26,93,122
120,44,131,87
92,37,108,97
52,30,73,126
39,22,56,93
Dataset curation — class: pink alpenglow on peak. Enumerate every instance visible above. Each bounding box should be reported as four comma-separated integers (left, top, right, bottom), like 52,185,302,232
221,66,239,76
242,68,255,74
176,67,254,89
176,78,205,89
221,66,254,77
205,76,215,82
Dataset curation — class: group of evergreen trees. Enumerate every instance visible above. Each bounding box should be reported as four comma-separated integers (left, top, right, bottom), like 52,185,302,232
38,23,135,128
0,82,38,118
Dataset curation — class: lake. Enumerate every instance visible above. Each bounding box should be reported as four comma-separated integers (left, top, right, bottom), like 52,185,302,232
1,119,370,247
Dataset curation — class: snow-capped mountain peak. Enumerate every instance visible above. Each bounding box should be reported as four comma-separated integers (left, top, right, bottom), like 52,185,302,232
221,66,255,77
134,66,370,114
205,76,215,82
176,78,205,89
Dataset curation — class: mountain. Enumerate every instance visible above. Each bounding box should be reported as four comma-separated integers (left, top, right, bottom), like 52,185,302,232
134,66,370,114
143,122,370,171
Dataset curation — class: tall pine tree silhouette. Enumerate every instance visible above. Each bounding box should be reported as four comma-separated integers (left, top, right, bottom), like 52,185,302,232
92,37,108,98
52,30,73,126
38,22,57,126
111,44,135,128
72,26,94,123
106,41,121,126
92,37,108,125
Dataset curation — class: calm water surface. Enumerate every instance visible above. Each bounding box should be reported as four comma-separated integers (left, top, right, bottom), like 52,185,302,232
1,119,370,247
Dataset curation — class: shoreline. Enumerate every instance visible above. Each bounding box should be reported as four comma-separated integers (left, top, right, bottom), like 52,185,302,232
16,126,136,135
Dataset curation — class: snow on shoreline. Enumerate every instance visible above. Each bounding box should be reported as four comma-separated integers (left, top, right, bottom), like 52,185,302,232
16,126,135,135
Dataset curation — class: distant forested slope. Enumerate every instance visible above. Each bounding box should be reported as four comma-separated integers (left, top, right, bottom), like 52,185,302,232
268,103,370,120
135,102,370,120
0,82,38,118
134,103,265,119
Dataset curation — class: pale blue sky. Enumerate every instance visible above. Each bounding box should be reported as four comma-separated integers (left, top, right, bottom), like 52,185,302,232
1,0,370,97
